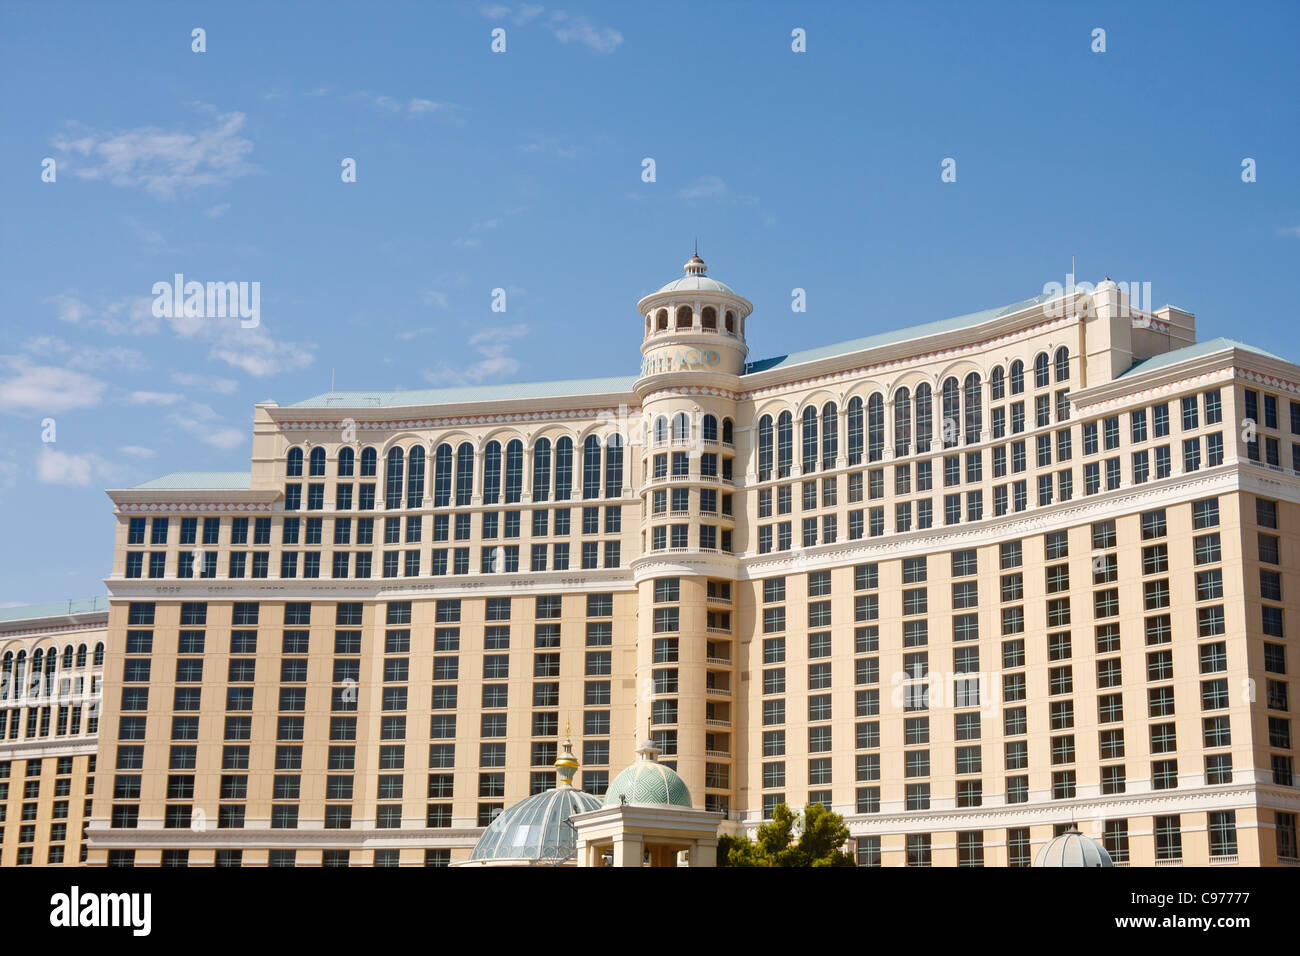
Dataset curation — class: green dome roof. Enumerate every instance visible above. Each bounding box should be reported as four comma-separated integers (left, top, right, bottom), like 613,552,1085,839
602,741,693,808
469,786,602,862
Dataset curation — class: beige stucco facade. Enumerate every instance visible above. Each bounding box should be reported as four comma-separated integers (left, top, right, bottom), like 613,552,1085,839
0,601,107,866
46,258,1298,867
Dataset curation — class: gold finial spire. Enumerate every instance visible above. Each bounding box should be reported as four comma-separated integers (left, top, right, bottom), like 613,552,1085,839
555,722,579,789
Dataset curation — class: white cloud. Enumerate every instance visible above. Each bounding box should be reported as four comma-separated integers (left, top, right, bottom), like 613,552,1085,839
206,324,314,377
167,402,247,450
120,445,156,459
1279,226,1300,238
520,136,578,159
44,290,310,376
51,111,259,199
453,237,482,247
47,293,161,336
420,290,450,310
423,324,530,386
128,390,184,406
206,203,231,218
0,356,107,414
678,175,728,199
35,446,119,487
479,5,621,53
548,11,623,53
171,372,238,394
21,336,149,372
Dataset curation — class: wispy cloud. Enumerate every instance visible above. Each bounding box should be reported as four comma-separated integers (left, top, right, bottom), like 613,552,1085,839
171,372,238,394
49,291,313,377
520,136,579,159
0,356,107,415
51,110,259,199
480,5,622,54
167,402,246,450
353,92,467,122
21,335,149,373
678,175,728,199
120,445,157,459
128,390,183,406
35,446,120,487
423,323,530,386
677,175,759,205
1279,226,1300,238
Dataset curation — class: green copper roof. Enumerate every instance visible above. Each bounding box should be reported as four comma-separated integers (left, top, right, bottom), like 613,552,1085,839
742,292,1060,375
603,753,693,808
1120,337,1281,378
469,786,602,862
291,376,638,409
133,472,252,490
0,597,109,624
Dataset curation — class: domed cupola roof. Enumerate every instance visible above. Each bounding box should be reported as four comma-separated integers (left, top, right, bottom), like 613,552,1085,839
468,733,602,863
1032,827,1114,867
602,739,693,808
653,252,737,296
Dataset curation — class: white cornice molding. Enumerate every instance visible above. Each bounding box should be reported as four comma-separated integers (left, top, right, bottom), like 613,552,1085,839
104,568,637,602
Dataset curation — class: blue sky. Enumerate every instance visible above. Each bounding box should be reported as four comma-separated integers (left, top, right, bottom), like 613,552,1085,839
0,0,1296,604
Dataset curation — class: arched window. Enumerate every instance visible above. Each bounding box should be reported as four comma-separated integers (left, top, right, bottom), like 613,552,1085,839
406,445,426,509
942,377,961,448
964,372,982,444
43,650,55,695
555,437,573,501
722,418,734,444
94,643,104,667
62,645,74,669
582,435,602,499
867,393,885,462
654,416,668,445
724,311,735,333
1034,352,1050,389
309,447,326,477
432,444,452,508
675,306,692,329
701,306,717,330
777,412,793,478
672,412,690,443
482,441,502,504
15,651,27,698
605,435,623,497
533,438,552,502
801,406,818,472
894,387,912,457
1,652,11,701
1009,360,1025,395
360,446,377,477
30,649,42,697
702,415,718,442
656,309,668,331
758,415,774,480
990,366,1005,401
915,383,933,452
456,443,474,506
847,397,864,465
384,447,404,509
286,447,303,477
76,644,87,668
337,447,355,477
1054,346,1070,383
821,402,838,468
504,440,524,504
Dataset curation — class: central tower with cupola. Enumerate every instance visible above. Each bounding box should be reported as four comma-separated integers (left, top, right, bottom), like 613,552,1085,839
629,253,752,826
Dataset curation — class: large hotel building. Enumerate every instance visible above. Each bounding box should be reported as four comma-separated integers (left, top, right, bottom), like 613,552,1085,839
7,254,1299,867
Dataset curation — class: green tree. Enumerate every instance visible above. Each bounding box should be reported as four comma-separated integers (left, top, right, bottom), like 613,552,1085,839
716,803,855,867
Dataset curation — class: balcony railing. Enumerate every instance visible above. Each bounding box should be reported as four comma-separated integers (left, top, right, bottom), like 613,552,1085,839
705,749,731,759
705,717,730,728
706,687,731,697
705,657,732,667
